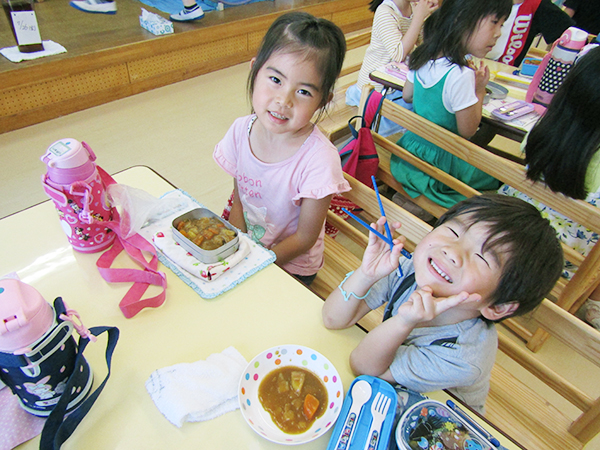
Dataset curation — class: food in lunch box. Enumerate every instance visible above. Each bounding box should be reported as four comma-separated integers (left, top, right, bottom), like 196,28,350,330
404,405,483,450
176,217,236,250
258,366,328,434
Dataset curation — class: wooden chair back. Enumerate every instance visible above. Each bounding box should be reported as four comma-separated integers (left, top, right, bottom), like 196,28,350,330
359,84,600,352
314,171,600,449
489,299,600,449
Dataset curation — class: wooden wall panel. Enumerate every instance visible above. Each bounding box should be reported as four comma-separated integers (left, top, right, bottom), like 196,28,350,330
0,0,372,134
248,30,265,53
0,65,129,117
128,35,247,82
49,65,130,101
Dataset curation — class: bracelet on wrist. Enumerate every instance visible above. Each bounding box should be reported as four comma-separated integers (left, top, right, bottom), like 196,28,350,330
338,271,372,302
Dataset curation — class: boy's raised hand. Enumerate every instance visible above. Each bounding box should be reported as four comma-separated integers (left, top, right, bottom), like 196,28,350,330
397,286,481,327
360,217,405,282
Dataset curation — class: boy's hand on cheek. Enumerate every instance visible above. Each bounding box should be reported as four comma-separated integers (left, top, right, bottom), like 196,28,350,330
396,286,482,327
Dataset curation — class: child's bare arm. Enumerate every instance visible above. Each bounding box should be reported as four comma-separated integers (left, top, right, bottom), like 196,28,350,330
322,268,379,329
350,287,480,378
455,61,489,138
402,80,414,103
323,217,405,329
398,0,438,61
228,180,247,232
271,195,332,267
350,311,414,378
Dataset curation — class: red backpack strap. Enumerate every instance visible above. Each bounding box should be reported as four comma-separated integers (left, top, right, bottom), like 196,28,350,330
361,90,385,129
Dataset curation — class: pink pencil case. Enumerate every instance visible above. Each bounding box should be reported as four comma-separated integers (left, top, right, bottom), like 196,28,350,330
491,100,535,122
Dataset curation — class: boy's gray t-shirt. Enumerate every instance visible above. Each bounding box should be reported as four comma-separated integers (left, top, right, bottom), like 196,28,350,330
363,258,498,413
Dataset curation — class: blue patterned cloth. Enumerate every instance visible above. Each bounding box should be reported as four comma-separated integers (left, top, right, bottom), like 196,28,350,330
499,184,600,280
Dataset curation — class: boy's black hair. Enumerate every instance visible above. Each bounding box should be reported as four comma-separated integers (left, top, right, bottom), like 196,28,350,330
247,12,346,119
525,46,600,199
436,194,563,319
409,0,511,70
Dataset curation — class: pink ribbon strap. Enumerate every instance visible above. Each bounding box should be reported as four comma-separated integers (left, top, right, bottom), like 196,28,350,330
59,302,97,342
94,167,168,318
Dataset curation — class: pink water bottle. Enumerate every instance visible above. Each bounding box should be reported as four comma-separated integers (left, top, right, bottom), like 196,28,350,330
0,279,92,416
41,138,116,253
532,27,588,107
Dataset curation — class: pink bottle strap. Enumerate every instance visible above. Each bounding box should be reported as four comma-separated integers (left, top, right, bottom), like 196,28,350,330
95,167,167,318
69,181,93,224
41,174,69,207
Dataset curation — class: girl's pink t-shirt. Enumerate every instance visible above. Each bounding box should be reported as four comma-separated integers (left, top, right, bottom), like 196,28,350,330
213,115,350,276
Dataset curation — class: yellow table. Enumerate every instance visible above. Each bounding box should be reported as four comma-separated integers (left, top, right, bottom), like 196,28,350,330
4,166,522,449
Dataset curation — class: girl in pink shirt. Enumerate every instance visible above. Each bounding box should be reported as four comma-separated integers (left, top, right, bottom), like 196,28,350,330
214,12,351,284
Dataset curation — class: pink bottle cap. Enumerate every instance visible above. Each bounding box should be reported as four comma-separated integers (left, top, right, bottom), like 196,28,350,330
558,27,589,51
0,279,54,353
41,139,97,185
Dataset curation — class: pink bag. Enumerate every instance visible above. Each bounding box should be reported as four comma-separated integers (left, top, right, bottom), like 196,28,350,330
41,139,166,318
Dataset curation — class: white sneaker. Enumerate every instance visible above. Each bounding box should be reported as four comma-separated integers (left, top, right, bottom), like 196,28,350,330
170,5,204,21
70,0,117,14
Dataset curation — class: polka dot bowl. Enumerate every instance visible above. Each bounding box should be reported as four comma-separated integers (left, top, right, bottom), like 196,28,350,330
238,345,344,445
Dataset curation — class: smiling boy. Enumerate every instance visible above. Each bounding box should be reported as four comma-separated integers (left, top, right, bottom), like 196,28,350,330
322,194,562,412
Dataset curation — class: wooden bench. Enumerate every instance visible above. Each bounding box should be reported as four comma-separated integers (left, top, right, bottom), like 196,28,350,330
311,171,600,450
351,84,600,353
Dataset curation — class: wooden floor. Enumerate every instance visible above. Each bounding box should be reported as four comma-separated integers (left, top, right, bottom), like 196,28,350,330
0,0,371,133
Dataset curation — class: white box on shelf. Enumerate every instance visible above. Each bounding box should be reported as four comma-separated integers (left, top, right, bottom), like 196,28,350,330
139,8,174,35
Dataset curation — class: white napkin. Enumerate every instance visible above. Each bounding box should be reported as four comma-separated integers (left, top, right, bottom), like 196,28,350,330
145,346,248,427
153,230,252,282
0,40,67,63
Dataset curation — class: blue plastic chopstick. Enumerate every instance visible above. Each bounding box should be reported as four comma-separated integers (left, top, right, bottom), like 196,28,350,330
368,177,412,260
370,176,405,277
341,207,393,246
372,176,395,250
340,207,404,278
341,178,411,278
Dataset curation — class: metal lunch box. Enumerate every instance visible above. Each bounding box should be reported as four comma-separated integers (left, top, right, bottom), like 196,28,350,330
172,208,239,264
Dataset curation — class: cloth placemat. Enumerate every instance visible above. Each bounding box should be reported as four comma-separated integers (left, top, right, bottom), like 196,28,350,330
0,385,45,450
0,40,66,63
153,230,251,282
138,189,275,298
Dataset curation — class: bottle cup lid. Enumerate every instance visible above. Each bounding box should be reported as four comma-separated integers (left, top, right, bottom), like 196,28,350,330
41,138,95,170
0,279,54,353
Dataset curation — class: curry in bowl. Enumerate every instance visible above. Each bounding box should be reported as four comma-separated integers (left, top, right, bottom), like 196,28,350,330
258,366,327,434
